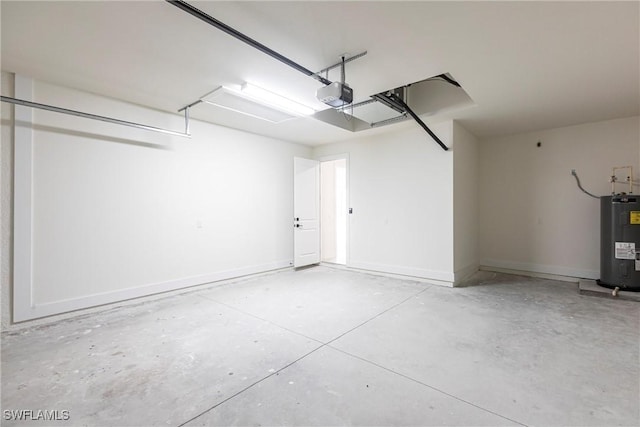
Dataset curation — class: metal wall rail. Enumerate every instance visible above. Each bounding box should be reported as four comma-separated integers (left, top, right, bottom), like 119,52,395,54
1,96,191,138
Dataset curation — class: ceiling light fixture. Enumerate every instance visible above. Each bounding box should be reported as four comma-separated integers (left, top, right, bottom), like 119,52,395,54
241,83,315,116
201,86,299,123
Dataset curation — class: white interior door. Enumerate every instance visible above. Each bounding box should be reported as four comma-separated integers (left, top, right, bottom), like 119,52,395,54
294,157,320,267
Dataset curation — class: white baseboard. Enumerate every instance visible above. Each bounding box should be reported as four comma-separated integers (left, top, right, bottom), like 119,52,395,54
13,260,292,323
480,259,597,282
453,263,480,285
347,261,454,286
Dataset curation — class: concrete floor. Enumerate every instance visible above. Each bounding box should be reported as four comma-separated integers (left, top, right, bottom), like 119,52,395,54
1,266,639,426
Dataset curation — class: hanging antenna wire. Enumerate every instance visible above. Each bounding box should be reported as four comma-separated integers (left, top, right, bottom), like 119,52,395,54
571,170,600,199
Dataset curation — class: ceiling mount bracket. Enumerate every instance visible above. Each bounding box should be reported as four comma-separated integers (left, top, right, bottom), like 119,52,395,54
371,93,405,114
184,105,191,135
178,99,202,113
350,99,377,109
314,51,367,79
370,114,408,128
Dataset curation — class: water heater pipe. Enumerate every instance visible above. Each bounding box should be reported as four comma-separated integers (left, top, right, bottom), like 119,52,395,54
611,166,634,194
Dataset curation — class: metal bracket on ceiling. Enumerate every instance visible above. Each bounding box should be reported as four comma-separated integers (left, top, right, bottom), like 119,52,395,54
184,105,191,135
370,114,409,128
371,93,406,115
364,88,448,151
178,99,202,113
313,51,368,82
349,99,377,110
178,99,204,134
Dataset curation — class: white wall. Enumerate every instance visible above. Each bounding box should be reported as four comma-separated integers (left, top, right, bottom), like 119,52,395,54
479,116,640,279
5,71,636,327
2,74,311,324
453,122,479,281
313,122,455,283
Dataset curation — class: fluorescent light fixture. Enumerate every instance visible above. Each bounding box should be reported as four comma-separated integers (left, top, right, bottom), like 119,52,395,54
200,84,315,124
201,86,297,123
241,83,315,116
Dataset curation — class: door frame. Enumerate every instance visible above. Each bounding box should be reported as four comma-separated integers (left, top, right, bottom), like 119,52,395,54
318,153,350,267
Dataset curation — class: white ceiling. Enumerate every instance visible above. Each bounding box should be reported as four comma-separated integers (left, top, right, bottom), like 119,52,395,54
1,1,638,146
